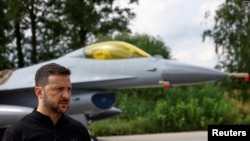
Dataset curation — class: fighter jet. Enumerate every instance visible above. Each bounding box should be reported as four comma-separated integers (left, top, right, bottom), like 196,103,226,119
0,41,248,140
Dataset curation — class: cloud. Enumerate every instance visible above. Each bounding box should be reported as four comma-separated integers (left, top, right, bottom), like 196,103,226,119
129,0,224,68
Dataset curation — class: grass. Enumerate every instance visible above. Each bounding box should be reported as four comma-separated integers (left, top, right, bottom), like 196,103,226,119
89,83,250,136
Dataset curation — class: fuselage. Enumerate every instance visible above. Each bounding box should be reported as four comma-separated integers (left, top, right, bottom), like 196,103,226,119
0,48,227,92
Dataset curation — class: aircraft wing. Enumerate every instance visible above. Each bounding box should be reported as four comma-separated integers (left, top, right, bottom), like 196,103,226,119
0,105,33,128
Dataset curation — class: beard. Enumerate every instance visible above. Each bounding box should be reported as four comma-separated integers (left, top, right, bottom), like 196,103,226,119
43,92,69,114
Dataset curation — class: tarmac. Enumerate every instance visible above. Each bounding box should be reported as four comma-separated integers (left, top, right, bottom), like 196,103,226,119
97,131,207,141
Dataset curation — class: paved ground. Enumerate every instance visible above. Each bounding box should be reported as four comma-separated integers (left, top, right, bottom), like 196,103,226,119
97,131,207,141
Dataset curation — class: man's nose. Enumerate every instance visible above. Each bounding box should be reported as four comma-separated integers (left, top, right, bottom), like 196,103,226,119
62,91,71,98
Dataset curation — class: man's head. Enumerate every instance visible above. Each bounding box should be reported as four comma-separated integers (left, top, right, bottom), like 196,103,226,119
35,63,71,87
34,63,72,115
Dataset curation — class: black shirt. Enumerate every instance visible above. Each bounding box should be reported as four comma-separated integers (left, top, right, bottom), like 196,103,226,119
2,110,91,141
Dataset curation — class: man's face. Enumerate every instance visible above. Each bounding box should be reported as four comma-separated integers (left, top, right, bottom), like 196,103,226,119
42,74,72,114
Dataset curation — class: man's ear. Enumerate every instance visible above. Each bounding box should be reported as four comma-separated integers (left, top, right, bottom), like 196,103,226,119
34,87,43,98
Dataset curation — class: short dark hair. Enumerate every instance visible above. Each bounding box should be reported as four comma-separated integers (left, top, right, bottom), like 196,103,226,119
35,63,71,87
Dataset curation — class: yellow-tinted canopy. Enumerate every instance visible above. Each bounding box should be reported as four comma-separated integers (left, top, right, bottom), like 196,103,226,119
84,41,151,59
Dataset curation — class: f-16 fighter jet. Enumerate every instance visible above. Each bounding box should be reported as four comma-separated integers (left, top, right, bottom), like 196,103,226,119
0,41,248,140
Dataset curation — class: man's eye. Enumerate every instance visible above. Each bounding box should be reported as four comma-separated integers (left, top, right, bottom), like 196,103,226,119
56,88,63,91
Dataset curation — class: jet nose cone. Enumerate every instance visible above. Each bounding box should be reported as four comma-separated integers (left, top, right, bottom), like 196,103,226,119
163,61,227,86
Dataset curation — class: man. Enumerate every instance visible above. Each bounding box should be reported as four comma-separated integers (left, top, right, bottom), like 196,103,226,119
2,63,91,141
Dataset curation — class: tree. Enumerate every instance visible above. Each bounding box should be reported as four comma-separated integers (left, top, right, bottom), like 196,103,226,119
64,0,137,49
0,0,13,69
0,0,138,69
202,0,250,98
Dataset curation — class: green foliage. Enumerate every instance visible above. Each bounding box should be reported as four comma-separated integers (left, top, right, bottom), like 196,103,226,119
203,0,250,91
63,0,137,49
0,1,13,69
118,84,233,131
90,84,250,136
96,33,171,59
0,0,138,69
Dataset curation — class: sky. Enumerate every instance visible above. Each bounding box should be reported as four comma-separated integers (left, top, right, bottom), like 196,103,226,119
129,0,224,69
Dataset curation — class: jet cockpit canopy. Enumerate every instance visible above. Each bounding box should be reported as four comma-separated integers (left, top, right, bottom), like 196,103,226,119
84,41,151,59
